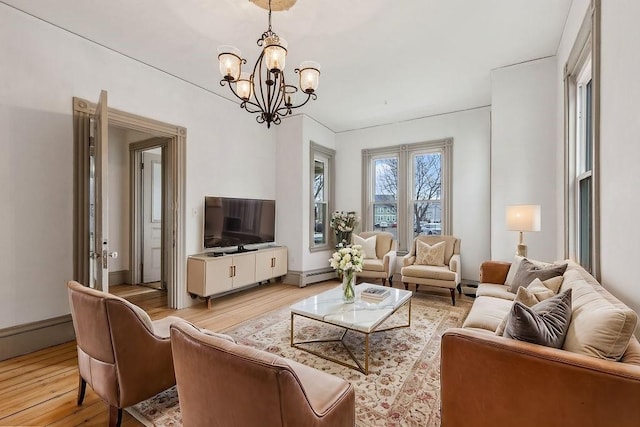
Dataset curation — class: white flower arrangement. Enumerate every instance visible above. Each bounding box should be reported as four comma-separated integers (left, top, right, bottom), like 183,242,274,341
330,211,359,247
329,244,364,274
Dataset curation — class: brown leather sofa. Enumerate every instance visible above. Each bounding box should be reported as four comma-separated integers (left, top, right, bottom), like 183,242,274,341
170,320,356,427
440,260,640,427
67,281,183,427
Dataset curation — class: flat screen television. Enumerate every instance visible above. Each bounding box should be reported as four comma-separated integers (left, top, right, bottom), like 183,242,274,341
203,196,276,251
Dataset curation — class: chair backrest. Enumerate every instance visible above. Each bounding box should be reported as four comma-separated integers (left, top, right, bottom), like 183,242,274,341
358,231,395,259
172,320,341,427
67,280,161,406
411,235,460,265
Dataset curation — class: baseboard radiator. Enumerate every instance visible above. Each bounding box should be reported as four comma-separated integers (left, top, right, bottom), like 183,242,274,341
284,268,337,287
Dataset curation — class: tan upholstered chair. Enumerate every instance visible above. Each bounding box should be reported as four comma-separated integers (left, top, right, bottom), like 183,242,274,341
170,320,356,427
352,231,397,286
401,235,461,305
67,281,182,427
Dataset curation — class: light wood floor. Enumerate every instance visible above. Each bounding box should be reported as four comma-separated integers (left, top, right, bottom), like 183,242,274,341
0,280,340,426
0,280,471,426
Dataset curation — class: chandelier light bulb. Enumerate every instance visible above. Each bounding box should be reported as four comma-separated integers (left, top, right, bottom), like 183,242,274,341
264,36,288,73
236,72,253,100
217,46,242,81
298,61,321,93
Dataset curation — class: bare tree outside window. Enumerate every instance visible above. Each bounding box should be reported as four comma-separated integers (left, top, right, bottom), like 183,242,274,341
413,153,442,235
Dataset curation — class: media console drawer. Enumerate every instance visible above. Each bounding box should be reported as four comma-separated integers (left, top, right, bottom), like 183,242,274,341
187,246,288,309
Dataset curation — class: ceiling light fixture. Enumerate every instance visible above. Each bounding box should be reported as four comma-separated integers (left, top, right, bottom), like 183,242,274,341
217,0,320,128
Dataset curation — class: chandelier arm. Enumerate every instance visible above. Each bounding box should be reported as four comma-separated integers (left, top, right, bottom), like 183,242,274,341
268,72,286,118
221,79,263,113
282,92,316,112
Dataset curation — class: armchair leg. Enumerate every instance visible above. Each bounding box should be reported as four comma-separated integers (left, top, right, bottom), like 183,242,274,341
108,405,122,427
382,278,387,287
389,275,393,287
450,289,456,306
457,283,462,294
403,282,408,291
77,376,87,405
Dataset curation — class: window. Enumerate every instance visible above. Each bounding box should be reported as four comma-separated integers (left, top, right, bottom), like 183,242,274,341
362,139,452,252
564,1,600,277
309,142,335,251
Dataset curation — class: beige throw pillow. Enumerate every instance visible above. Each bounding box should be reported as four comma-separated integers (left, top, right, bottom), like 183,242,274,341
416,240,445,266
353,234,377,259
526,278,557,301
495,286,543,335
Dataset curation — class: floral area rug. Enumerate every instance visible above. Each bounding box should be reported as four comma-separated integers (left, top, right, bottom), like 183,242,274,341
127,292,471,426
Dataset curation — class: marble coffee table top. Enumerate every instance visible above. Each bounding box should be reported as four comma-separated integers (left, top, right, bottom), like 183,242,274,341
290,283,412,333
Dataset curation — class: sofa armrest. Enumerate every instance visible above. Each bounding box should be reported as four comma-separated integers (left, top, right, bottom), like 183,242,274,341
441,328,640,427
479,260,511,284
382,250,397,278
402,254,415,267
449,254,460,273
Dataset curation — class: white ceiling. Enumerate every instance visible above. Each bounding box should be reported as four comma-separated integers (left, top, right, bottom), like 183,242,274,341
5,0,572,132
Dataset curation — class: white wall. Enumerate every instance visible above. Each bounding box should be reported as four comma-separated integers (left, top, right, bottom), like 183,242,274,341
335,108,491,281
0,5,274,328
275,115,336,276
491,57,558,263
555,0,640,335
597,0,640,330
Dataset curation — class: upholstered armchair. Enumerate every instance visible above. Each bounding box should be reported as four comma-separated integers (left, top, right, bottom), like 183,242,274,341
170,320,356,427
401,235,461,305
67,281,183,427
352,231,397,286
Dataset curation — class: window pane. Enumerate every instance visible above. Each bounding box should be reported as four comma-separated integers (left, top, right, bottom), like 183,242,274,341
579,177,592,272
413,153,442,237
373,157,398,239
314,202,327,244
314,160,325,202
585,80,592,172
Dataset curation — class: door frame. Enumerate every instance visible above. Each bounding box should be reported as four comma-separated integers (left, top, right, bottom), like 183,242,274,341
130,139,168,288
73,97,187,309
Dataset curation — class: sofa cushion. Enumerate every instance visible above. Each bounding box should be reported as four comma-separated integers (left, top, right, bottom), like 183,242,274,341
401,264,456,281
494,286,550,336
462,296,513,332
353,234,377,259
504,256,554,289
362,258,385,272
476,283,516,301
509,258,567,293
562,275,638,361
416,240,445,266
503,289,573,349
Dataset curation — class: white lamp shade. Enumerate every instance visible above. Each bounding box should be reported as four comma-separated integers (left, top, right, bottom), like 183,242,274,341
298,61,320,93
236,73,253,100
218,46,242,81
506,205,541,232
264,37,287,72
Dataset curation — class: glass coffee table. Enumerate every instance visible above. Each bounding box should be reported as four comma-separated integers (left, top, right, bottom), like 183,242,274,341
290,283,412,374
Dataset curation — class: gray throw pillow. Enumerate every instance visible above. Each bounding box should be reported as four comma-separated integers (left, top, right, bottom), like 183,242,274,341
509,258,567,293
503,288,572,349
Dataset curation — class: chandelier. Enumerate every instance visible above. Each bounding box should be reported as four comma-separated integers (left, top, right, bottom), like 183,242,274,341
217,0,320,128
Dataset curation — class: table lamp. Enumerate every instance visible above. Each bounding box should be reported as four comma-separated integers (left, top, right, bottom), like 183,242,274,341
506,205,541,257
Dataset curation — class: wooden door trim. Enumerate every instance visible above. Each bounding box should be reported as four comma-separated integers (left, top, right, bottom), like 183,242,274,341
72,97,186,309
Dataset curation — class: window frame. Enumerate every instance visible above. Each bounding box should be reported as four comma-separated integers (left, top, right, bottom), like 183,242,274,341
564,0,600,278
309,142,335,252
361,138,452,253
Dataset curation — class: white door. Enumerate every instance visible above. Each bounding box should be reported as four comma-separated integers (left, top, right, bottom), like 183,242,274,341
93,90,110,292
142,151,162,284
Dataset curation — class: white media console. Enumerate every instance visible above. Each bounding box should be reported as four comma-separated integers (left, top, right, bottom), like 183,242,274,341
187,246,288,308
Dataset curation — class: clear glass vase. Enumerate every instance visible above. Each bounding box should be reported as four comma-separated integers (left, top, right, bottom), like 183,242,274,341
342,270,356,303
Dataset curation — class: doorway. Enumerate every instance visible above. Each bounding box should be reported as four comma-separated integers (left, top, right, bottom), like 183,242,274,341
72,92,187,309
